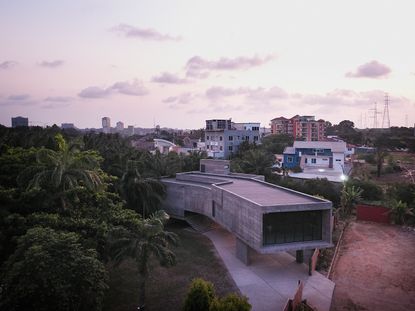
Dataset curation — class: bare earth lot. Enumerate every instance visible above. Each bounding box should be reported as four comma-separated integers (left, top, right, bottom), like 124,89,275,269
331,221,415,311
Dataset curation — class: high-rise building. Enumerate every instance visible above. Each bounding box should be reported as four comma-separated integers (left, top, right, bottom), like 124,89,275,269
270,115,326,141
205,119,260,159
11,116,29,127
116,121,124,132
102,117,111,133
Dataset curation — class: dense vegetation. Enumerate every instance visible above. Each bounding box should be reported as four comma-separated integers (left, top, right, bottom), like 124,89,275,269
0,125,200,310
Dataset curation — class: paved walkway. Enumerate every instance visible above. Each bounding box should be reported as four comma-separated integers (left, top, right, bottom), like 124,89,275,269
205,227,335,311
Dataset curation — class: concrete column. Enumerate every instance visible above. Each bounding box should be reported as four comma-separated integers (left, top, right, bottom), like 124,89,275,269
236,238,251,265
296,250,304,263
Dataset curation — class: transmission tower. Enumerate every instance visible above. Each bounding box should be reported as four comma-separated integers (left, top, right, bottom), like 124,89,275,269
369,102,382,128
382,93,391,128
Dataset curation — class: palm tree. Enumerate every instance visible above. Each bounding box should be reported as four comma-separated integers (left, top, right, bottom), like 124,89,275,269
339,185,363,218
120,160,166,218
110,210,178,309
18,134,103,209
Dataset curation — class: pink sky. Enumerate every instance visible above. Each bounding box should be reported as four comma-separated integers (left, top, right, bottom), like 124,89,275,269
1,0,414,129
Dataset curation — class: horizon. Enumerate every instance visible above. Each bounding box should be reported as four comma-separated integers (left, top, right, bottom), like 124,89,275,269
1,0,415,129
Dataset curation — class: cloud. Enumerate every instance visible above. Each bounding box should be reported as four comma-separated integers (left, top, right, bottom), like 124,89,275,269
111,80,148,96
78,79,148,98
78,86,111,99
152,72,188,84
205,85,288,103
44,96,73,102
0,94,36,106
111,24,181,41
186,54,275,78
8,94,30,101
346,60,391,78
0,60,18,70
162,92,199,109
39,60,65,68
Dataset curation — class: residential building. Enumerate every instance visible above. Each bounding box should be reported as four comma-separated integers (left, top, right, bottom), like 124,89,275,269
283,141,347,172
102,117,111,133
205,119,260,159
270,115,326,141
11,116,29,127
162,159,332,265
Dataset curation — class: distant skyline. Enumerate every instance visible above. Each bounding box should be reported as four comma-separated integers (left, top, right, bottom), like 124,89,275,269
1,0,414,129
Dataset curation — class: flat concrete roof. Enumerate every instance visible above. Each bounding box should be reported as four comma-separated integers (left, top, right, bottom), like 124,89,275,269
218,178,318,205
166,172,325,207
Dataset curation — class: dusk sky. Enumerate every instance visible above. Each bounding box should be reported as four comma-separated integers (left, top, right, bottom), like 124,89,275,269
1,0,414,129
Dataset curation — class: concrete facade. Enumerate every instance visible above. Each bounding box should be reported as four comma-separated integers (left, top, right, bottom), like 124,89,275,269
162,169,332,263
205,119,260,159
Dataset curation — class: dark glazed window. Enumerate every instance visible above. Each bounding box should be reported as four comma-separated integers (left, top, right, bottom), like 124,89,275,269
212,201,215,217
263,211,322,245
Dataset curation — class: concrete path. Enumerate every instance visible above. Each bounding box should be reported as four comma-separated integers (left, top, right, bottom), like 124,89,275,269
205,227,335,311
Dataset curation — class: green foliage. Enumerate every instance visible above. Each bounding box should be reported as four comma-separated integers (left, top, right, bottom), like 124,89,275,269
346,179,383,201
182,150,208,172
110,210,178,307
260,134,294,154
387,200,414,225
386,182,415,207
0,227,108,311
210,294,251,311
183,278,216,311
120,160,166,217
232,149,274,176
183,279,251,311
339,185,363,218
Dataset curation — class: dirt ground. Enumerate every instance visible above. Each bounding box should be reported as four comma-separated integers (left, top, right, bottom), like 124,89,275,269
331,221,415,311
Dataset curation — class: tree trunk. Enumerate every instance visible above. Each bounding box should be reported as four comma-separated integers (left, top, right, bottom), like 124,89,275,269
138,261,148,310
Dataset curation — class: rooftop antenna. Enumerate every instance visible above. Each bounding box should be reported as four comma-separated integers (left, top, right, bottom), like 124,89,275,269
381,93,391,128
369,102,381,128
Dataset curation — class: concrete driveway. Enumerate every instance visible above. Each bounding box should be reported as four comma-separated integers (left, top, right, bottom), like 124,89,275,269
205,227,335,311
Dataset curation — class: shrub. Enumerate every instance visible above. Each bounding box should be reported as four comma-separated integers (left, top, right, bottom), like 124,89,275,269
291,166,303,173
346,179,383,201
210,294,251,311
183,278,215,311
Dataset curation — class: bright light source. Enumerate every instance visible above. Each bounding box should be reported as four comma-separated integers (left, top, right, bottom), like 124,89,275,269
318,168,325,172
340,174,348,181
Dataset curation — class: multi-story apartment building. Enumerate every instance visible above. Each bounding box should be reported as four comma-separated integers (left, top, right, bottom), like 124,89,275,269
205,119,260,159
11,116,29,127
270,115,326,141
102,117,111,134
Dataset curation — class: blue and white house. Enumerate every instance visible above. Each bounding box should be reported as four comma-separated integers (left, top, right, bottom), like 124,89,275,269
283,141,347,172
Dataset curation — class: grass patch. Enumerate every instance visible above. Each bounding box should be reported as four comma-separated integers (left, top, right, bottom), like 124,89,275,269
104,220,238,311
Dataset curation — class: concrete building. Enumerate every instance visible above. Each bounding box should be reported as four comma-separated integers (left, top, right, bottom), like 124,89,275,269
116,121,124,132
270,115,326,141
205,119,260,159
102,117,111,134
61,123,75,129
11,116,29,127
162,159,333,265
283,141,347,171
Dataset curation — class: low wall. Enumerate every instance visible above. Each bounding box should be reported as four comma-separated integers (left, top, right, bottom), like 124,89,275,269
356,204,390,224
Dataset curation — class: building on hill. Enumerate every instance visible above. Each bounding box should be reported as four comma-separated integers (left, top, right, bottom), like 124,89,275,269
11,116,29,127
205,119,260,159
270,115,326,141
